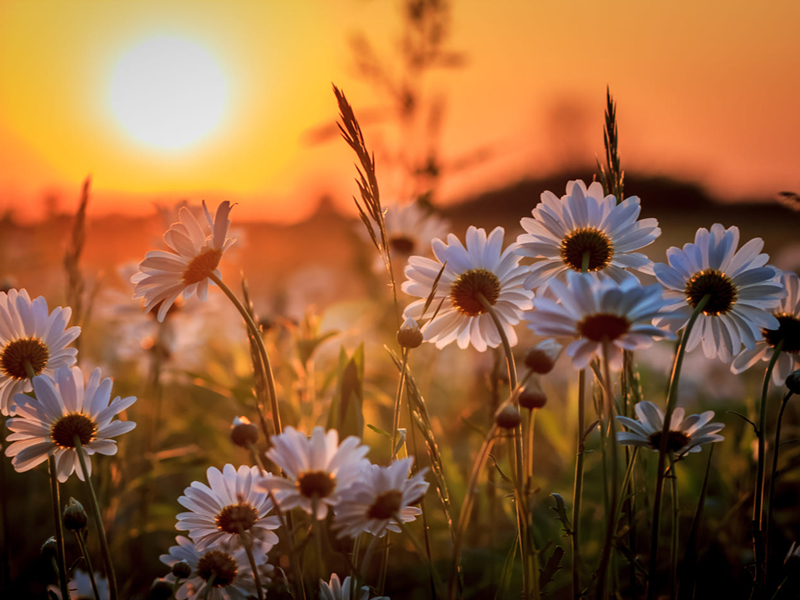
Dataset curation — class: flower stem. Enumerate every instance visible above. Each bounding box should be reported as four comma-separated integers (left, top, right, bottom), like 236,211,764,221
209,272,282,436
74,529,101,600
765,389,794,588
754,341,784,592
47,457,71,600
668,454,679,600
203,573,216,600
391,349,410,459
646,293,710,600
238,524,264,600
73,436,118,600
596,339,619,600
395,517,444,595
572,368,587,598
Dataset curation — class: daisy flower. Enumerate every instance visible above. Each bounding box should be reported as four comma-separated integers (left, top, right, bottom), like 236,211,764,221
525,271,673,370
0,289,81,415
5,366,136,482
616,401,724,457
132,201,236,323
360,201,451,272
320,574,389,600
333,457,429,539
515,180,660,291
653,224,786,362
258,427,370,520
176,464,280,552
402,226,533,352
160,535,266,600
731,271,800,383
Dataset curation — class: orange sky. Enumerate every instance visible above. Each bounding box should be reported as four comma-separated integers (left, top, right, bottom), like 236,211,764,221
1,0,798,222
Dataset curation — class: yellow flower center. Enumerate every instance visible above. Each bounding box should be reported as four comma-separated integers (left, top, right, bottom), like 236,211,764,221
0,337,50,380
296,470,337,499
577,314,630,342
215,502,259,534
388,235,416,255
197,550,238,587
763,313,800,354
449,268,501,317
366,489,404,520
560,227,614,272
684,269,737,316
648,430,691,454
182,248,223,285
50,414,97,448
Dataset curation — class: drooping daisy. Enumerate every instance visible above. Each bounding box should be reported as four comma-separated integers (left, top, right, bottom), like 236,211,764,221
731,271,800,383
402,226,533,352
515,180,661,291
616,401,724,457
176,464,280,552
5,366,136,482
160,535,266,600
333,457,429,539
258,427,370,520
653,224,786,362
0,289,81,415
320,574,389,600
525,271,673,370
132,201,236,322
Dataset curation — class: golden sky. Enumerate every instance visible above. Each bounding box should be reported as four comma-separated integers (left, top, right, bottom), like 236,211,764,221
1,0,798,222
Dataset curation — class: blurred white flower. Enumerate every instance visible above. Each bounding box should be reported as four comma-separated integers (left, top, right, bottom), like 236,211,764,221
515,180,660,292
258,427,370,520
5,366,136,482
525,271,673,370
320,573,389,600
333,457,429,539
402,226,533,352
654,224,785,362
176,464,280,553
0,289,80,415
616,400,724,457
49,568,109,600
732,271,800,383
132,201,236,322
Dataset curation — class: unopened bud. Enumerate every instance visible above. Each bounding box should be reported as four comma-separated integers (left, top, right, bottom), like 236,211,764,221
495,405,521,429
785,541,800,570
230,416,259,449
786,370,800,395
148,578,174,600
519,383,547,410
172,559,192,579
63,497,88,532
397,317,424,349
41,536,57,561
524,340,562,374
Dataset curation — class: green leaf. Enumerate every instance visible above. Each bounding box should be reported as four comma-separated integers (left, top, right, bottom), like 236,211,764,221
539,545,564,594
327,344,365,439
550,493,573,536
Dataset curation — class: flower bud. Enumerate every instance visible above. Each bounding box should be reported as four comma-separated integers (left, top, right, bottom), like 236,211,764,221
172,559,192,579
524,340,562,374
786,370,800,395
63,497,88,532
41,536,57,561
397,317,424,349
230,416,259,449
519,383,547,410
148,578,175,600
495,405,521,429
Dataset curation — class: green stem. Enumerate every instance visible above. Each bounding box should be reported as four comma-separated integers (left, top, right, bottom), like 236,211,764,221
312,497,326,591
646,293,710,600
596,340,619,600
73,436,118,600
395,518,443,596
572,369,587,599
754,343,784,591
203,573,217,600
391,349,410,458
209,272,282,436
765,390,794,589
668,454,678,600
238,524,264,600
74,529,101,600
48,457,71,600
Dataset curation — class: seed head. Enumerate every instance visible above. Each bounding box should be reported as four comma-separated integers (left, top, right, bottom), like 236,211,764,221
519,384,547,410
171,560,193,580
63,497,88,532
230,416,259,449
523,340,562,374
495,405,521,429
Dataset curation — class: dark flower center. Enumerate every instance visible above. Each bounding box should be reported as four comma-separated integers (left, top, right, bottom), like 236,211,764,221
366,490,404,520
215,502,259,534
197,550,238,587
684,269,737,316
296,470,337,499
578,314,630,342
560,227,613,272
50,414,97,448
648,430,691,454
0,337,50,380
182,248,223,285
388,235,416,255
763,313,800,354
449,268,501,317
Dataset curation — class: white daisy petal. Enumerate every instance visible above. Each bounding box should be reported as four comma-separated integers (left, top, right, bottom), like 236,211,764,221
616,401,724,455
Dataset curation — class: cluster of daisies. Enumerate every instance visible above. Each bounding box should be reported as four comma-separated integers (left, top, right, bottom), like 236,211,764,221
158,427,426,599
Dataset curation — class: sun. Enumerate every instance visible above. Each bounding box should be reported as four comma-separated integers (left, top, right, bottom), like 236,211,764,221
109,36,229,151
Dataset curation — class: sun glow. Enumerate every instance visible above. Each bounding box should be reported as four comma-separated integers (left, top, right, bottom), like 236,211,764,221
109,36,229,151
